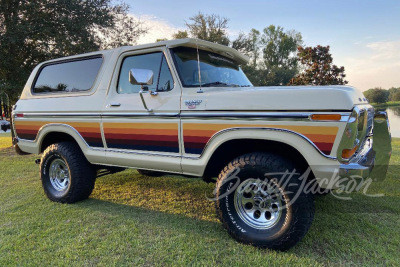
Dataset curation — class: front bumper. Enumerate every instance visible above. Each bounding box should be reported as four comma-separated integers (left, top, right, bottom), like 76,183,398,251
339,138,375,179
339,111,391,182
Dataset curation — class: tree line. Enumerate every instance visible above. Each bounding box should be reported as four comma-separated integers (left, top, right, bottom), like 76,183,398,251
1,4,349,103
169,13,348,87
363,87,400,104
0,0,146,102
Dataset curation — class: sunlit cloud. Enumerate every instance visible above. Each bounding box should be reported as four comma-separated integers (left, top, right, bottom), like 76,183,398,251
131,14,182,44
345,40,400,91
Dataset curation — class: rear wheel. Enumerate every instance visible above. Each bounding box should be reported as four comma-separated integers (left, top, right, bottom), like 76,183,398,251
40,142,96,203
215,152,314,251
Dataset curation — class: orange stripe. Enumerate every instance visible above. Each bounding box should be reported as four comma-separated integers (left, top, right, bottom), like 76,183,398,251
183,123,338,135
303,134,337,143
103,122,178,130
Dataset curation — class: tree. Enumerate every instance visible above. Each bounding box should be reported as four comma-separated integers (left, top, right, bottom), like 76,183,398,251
184,12,230,45
172,31,189,39
288,45,348,86
232,29,262,85
388,87,400,101
232,25,302,86
259,26,303,86
0,0,146,102
363,88,389,104
232,29,260,67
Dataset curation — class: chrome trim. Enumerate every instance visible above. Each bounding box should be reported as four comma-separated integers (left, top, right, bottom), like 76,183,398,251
105,148,180,158
100,121,108,149
19,112,349,121
23,113,101,118
183,127,337,160
181,112,350,121
20,112,179,118
102,112,179,118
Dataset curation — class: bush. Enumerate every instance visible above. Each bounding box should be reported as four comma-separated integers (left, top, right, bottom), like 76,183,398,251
388,87,400,101
364,88,389,103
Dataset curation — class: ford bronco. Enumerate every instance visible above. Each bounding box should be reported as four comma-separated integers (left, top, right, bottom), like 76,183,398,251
11,38,391,250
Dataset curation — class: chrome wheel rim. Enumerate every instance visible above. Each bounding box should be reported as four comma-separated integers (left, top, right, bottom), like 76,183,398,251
234,178,283,229
49,158,70,191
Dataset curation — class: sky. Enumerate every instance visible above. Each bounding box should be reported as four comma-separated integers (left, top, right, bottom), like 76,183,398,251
125,0,400,91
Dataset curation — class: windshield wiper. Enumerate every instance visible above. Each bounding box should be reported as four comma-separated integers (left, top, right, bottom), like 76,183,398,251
201,81,239,87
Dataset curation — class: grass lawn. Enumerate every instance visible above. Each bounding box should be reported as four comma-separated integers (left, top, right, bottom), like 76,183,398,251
0,132,399,266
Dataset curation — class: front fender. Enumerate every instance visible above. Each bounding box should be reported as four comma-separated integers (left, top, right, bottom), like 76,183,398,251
181,128,341,180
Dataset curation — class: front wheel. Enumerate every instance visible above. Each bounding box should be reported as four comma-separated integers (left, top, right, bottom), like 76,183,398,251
40,142,96,203
215,152,314,251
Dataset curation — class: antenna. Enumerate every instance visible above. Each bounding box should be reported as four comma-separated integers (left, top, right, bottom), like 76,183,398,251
196,39,203,93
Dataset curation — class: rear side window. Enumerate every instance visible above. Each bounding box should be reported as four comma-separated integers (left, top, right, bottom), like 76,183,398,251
33,56,103,93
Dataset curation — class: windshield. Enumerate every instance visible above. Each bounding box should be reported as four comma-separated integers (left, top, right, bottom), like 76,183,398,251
171,46,252,88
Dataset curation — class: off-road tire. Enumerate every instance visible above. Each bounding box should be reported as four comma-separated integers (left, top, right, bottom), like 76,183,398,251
215,152,315,251
40,142,96,203
137,169,165,177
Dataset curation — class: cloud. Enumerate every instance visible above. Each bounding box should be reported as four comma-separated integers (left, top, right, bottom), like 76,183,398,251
132,15,182,44
345,40,400,91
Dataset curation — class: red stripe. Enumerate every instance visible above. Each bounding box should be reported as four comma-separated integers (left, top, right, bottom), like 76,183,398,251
313,142,334,154
184,136,211,143
80,132,102,139
16,129,39,135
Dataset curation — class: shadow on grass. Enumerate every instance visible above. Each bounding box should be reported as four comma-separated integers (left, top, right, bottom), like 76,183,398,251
73,169,399,261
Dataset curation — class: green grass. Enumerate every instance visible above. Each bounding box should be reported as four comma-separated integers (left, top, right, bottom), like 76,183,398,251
371,101,400,107
1,133,399,266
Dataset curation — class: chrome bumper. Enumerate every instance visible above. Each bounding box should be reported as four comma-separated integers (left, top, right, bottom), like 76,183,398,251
339,140,375,179
339,111,391,181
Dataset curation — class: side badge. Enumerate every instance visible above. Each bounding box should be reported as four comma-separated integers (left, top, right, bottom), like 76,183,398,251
185,100,202,109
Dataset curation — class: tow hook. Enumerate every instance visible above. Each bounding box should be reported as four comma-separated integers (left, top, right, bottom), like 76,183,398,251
35,159,41,165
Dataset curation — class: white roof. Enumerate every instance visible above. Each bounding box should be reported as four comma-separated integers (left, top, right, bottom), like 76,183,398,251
42,38,249,65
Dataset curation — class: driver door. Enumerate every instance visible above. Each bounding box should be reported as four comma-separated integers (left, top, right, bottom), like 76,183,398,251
102,47,182,173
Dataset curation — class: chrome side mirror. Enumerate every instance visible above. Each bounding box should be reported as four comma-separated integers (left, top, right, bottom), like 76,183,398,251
129,69,154,85
129,69,154,112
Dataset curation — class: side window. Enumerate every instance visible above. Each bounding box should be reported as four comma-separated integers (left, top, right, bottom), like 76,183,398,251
117,52,174,94
33,57,102,93
157,56,174,92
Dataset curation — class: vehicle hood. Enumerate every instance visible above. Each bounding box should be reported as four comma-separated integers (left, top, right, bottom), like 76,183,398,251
189,85,367,111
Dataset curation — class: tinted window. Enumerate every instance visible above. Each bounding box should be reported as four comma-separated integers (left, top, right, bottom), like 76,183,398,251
33,57,102,93
157,56,174,92
118,52,174,94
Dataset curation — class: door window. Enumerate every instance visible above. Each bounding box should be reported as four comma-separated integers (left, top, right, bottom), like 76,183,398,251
117,52,174,94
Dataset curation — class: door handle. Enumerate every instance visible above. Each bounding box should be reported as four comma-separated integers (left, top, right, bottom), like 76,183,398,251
108,103,121,107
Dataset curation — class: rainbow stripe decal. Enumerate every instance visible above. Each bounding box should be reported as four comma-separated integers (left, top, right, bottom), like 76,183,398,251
14,121,103,147
103,122,179,153
183,123,338,155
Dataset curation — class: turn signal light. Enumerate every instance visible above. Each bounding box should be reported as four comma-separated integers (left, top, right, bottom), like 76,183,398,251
311,114,342,121
342,145,359,159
